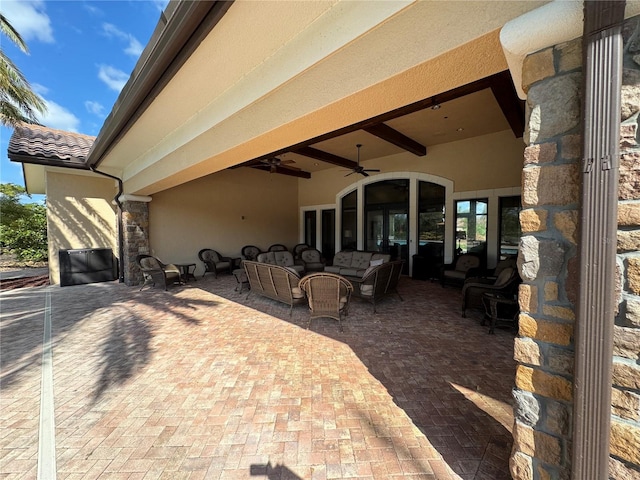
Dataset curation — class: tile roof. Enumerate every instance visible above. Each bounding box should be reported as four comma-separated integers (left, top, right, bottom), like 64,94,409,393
8,123,96,168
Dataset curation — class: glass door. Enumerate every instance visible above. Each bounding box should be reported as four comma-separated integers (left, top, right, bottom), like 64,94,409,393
364,180,409,273
321,209,335,262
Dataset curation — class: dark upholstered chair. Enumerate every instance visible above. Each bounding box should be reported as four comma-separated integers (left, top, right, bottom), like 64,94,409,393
241,245,262,262
136,254,182,291
198,249,233,278
268,243,288,252
461,266,521,317
299,272,353,331
300,248,325,272
440,253,481,288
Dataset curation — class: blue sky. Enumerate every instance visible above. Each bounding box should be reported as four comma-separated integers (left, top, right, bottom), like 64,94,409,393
0,0,169,199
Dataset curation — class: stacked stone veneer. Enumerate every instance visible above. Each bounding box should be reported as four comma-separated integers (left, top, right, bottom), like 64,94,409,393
511,18,640,480
122,200,150,286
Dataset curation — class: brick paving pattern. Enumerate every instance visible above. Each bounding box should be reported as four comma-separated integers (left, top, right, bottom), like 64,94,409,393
1,274,516,479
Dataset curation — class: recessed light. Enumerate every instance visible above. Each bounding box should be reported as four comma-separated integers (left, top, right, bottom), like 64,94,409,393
457,127,464,132
431,104,441,110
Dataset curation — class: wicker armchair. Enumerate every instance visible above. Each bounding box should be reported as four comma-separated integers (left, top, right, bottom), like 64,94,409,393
299,273,353,331
350,260,403,313
440,253,481,288
136,254,182,291
198,249,233,278
241,245,262,262
461,266,521,317
300,248,325,272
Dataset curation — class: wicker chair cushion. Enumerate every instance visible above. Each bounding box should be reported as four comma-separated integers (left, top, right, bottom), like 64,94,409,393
455,255,481,272
371,253,390,264
242,245,261,261
301,249,322,263
495,266,515,286
333,251,353,267
351,251,373,269
274,251,295,267
140,256,161,270
360,284,374,296
291,287,305,299
257,252,275,264
201,250,221,262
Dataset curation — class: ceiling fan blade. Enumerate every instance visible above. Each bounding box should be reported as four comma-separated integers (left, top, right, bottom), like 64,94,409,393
364,169,381,173
361,171,369,177
345,171,355,177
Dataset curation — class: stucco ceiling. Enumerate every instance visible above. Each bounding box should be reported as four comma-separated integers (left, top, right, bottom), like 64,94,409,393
257,87,513,175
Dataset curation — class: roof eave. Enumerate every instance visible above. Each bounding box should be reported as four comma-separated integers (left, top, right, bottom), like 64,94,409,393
87,0,233,170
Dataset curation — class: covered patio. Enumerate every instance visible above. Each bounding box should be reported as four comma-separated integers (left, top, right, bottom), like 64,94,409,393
1,275,515,479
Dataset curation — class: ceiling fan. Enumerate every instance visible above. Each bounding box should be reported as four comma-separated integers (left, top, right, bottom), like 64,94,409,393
260,156,298,173
345,144,380,177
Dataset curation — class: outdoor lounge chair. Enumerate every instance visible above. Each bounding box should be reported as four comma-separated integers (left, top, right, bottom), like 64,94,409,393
440,253,481,288
136,254,182,291
299,272,353,331
198,248,234,278
461,266,521,317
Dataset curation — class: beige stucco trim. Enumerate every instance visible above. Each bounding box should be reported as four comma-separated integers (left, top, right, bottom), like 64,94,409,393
501,0,640,98
119,194,152,203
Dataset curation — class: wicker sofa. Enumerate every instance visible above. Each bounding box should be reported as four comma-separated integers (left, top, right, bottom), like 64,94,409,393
242,260,306,314
324,250,391,278
256,251,305,274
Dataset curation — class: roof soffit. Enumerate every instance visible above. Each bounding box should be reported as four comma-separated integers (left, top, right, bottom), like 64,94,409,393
101,1,545,195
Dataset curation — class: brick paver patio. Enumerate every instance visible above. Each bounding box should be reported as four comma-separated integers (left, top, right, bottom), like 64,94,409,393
1,274,516,479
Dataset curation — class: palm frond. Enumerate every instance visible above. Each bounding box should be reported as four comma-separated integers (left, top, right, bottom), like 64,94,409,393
0,14,28,53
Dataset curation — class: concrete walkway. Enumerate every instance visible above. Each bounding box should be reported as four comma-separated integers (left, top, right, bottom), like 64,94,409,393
0,274,516,479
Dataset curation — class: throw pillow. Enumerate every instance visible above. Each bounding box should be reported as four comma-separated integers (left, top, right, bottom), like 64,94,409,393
370,258,384,267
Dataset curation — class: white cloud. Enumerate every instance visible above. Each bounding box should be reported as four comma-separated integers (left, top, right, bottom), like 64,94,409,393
37,99,80,132
102,23,143,58
152,1,170,12
84,100,105,117
31,83,49,95
97,65,129,92
1,0,54,44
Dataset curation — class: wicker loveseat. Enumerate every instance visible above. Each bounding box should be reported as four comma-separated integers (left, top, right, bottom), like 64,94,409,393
242,260,306,314
346,260,404,312
324,250,391,278
256,251,305,274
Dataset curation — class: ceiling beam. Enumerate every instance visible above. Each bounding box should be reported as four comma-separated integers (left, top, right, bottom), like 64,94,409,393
250,164,311,179
235,70,517,169
363,123,426,156
294,146,358,169
489,73,525,138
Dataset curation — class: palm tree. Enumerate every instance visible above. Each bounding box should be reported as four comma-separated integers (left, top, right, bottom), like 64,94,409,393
0,13,46,127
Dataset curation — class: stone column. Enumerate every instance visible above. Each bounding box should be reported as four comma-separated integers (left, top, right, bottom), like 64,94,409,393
512,17,640,480
610,17,640,479
120,196,151,287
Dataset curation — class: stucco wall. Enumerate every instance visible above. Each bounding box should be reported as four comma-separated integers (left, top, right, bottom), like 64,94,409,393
298,129,524,207
147,167,299,270
46,171,118,284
